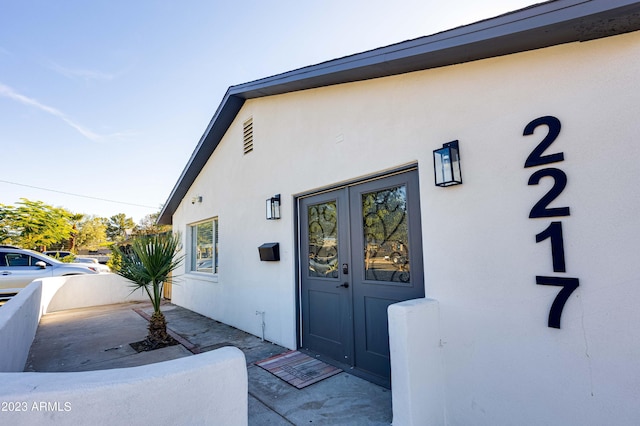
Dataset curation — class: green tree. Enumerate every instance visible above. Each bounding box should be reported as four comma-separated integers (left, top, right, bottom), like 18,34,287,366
0,199,75,250
75,216,109,251
135,211,171,236
0,205,18,243
114,233,183,349
108,243,123,271
106,213,135,243
66,213,85,252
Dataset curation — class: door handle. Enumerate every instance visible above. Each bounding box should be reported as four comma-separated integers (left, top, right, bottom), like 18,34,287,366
336,282,349,288
1,271,10,275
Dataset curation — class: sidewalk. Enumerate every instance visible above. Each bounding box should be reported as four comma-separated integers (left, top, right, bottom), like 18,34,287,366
25,302,392,425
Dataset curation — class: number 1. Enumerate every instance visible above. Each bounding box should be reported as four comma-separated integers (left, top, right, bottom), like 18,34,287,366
536,221,566,272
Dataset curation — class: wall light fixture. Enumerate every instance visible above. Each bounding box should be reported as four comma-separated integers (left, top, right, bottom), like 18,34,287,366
266,194,281,220
433,140,462,187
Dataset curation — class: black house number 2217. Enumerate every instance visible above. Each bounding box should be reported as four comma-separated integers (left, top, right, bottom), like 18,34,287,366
524,115,579,329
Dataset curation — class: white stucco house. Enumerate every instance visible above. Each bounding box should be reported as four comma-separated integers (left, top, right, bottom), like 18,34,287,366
159,0,640,424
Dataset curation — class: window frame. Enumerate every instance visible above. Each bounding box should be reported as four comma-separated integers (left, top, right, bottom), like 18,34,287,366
188,217,219,277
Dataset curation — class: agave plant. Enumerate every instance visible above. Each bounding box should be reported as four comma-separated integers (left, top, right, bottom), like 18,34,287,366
115,233,184,348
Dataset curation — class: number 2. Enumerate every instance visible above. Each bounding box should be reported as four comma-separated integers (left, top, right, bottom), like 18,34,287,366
523,115,563,167
528,168,570,218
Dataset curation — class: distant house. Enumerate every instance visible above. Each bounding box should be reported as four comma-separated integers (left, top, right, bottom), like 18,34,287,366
159,0,640,423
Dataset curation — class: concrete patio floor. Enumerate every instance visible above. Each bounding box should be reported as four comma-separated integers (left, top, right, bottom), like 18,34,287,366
25,302,392,425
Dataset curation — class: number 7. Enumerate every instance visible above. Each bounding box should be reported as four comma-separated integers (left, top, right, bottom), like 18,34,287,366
536,276,579,329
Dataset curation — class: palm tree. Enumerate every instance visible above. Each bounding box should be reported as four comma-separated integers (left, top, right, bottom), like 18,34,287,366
115,233,184,349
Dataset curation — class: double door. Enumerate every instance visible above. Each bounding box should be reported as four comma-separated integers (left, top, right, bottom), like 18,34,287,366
299,170,424,385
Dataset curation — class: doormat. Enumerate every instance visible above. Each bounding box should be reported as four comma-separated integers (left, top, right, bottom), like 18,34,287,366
255,350,342,389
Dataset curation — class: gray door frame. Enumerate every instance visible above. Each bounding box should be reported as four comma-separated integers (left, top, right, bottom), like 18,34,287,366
296,166,424,386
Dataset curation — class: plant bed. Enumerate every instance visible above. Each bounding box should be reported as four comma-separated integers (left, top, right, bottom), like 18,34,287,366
130,335,180,352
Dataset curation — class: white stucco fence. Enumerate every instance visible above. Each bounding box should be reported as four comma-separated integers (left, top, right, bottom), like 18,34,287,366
40,273,149,314
0,275,248,426
389,292,640,426
0,282,43,373
0,274,148,372
389,298,444,426
0,347,247,426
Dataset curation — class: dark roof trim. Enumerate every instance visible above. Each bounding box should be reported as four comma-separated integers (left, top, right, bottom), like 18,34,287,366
159,0,640,224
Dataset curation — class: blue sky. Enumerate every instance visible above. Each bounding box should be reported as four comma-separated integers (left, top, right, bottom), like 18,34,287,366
0,0,535,223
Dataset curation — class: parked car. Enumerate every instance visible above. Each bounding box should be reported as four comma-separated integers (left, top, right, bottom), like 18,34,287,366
0,245,99,290
196,258,213,272
73,257,111,273
42,250,73,259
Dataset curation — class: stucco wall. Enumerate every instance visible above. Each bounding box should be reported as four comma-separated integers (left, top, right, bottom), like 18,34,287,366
172,30,640,424
388,298,444,425
0,275,147,372
0,276,248,425
42,273,148,314
0,283,42,372
414,33,640,425
0,347,247,426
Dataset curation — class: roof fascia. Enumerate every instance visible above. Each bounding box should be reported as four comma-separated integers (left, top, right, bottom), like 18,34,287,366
230,0,640,99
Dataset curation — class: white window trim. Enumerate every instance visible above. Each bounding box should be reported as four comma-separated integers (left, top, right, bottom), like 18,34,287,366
186,217,218,282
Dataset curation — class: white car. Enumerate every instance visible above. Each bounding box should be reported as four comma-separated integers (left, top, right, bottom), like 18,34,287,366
42,250,73,259
73,257,111,273
0,245,100,290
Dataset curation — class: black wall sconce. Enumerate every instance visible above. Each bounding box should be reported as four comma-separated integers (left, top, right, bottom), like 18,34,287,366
433,140,462,187
266,194,281,220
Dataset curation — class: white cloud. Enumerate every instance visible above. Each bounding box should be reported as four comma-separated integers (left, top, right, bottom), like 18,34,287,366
0,82,102,141
48,62,116,82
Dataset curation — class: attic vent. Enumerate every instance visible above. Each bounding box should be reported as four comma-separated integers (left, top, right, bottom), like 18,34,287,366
243,117,253,155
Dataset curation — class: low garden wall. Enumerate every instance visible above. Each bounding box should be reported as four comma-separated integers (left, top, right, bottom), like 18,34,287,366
0,283,43,372
41,273,148,314
0,274,147,372
0,346,247,425
0,275,249,425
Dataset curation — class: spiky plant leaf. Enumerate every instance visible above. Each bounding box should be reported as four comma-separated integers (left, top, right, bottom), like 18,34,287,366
115,233,184,314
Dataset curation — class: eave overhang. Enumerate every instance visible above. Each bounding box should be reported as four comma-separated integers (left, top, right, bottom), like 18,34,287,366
158,0,640,224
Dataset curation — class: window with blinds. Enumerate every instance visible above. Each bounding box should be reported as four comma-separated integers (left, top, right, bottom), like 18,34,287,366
190,217,218,274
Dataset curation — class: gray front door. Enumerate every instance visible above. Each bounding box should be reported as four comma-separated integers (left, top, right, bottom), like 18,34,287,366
300,170,424,385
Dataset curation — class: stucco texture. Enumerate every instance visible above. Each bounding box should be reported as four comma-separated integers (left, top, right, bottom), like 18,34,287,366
171,30,640,425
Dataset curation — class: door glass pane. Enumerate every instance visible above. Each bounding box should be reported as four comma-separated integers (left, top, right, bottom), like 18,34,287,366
308,201,339,278
362,185,410,283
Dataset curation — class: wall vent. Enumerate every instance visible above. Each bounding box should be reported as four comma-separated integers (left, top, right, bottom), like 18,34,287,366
243,117,253,155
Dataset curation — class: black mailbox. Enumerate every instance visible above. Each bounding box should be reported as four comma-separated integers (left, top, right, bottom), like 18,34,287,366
258,242,280,261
